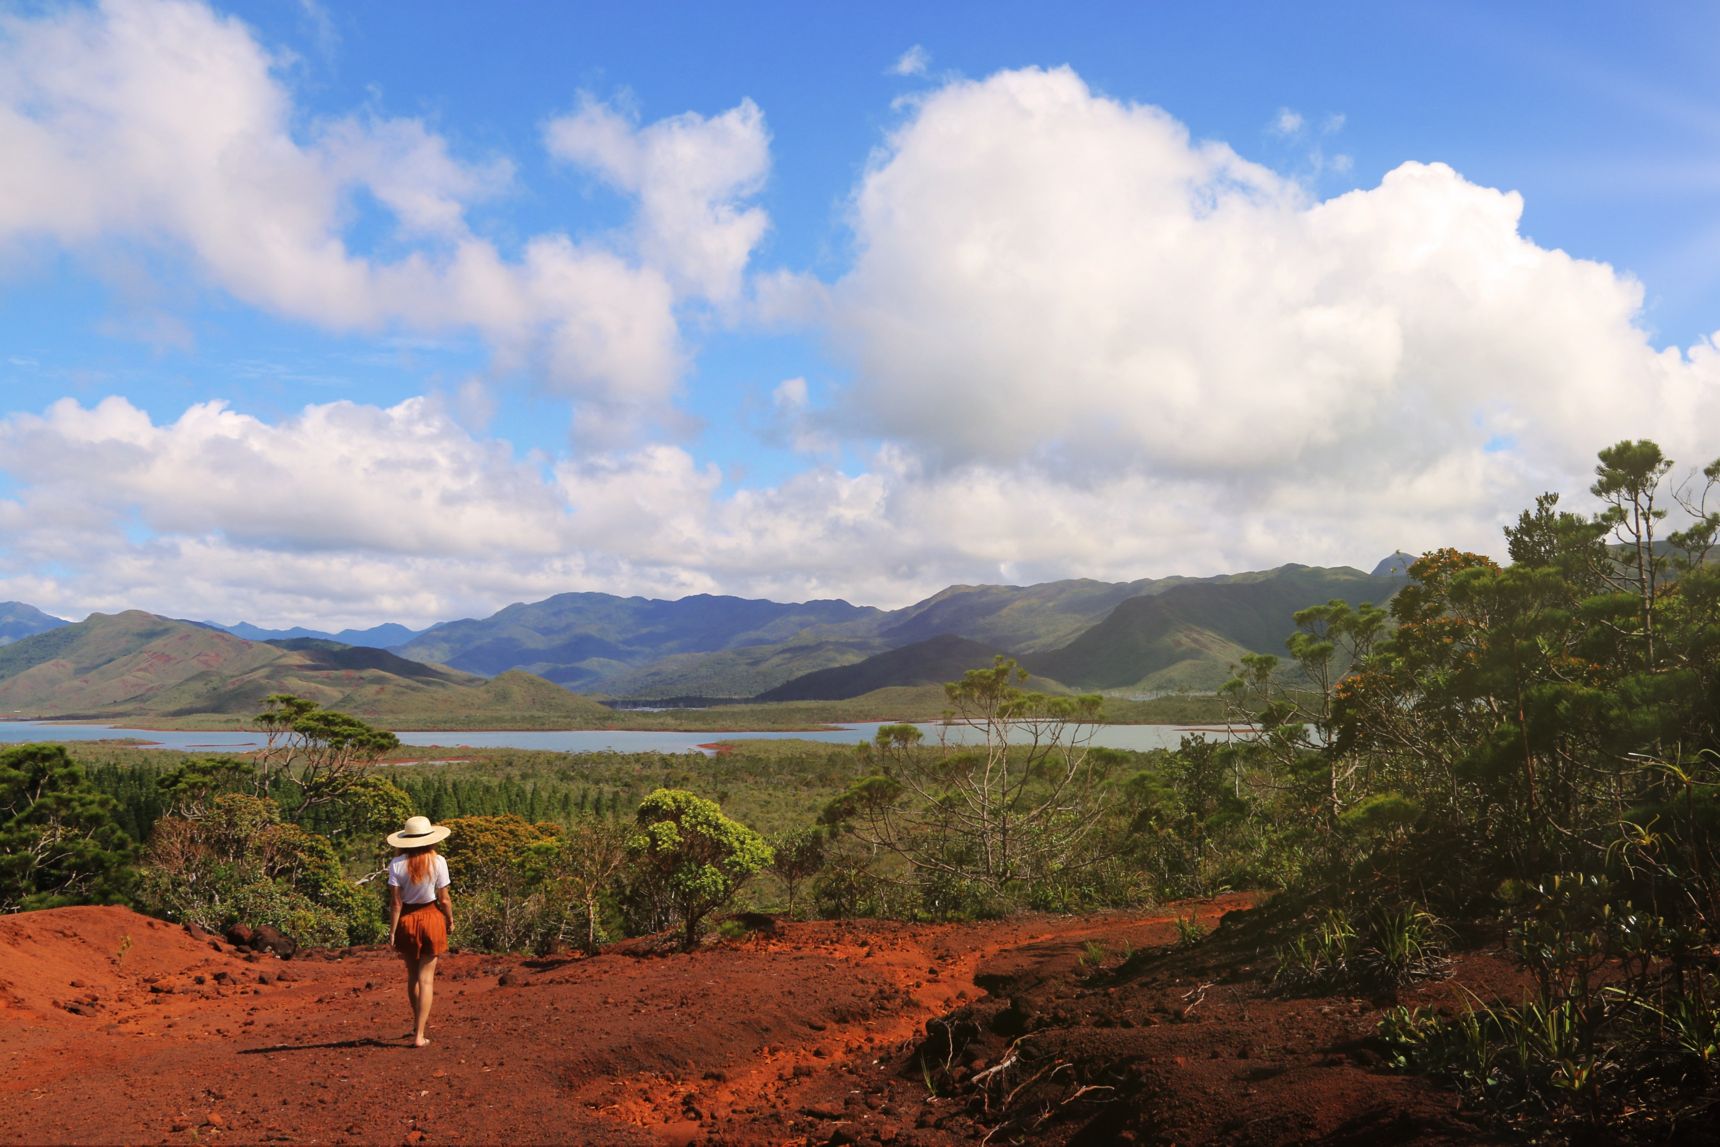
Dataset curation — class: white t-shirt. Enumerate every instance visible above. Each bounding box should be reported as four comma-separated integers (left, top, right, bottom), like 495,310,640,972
388,853,450,906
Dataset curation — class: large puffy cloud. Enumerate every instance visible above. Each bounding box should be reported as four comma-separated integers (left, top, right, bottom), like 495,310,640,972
828,67,1720,519
545,96,770,304
0,396,574,556
0,0,770,424
2,389,1716,632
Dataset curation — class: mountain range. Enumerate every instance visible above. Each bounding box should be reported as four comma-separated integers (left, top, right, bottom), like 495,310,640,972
0,559,1409,721
394,562,1407,699
396,593,881,690
0,611,610,727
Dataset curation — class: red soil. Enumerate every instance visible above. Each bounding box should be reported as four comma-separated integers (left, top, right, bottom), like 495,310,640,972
0,898,1497,1145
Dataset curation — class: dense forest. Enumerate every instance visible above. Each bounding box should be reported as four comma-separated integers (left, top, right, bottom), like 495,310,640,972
3,439,1716,1139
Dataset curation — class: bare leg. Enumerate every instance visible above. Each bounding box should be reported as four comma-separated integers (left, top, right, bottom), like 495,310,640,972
402,955,422,1037
412,956,437,1047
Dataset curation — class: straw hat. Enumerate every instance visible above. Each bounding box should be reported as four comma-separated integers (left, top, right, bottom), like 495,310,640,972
387,815,451,849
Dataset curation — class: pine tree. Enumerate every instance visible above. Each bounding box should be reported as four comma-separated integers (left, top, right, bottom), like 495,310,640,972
1,744,136,911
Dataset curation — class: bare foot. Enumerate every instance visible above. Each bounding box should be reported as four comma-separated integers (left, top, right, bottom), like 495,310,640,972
413,1035,431,1047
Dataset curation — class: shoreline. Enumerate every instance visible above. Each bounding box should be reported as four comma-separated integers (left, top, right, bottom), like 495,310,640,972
1,716,1227,735
0,716,856,734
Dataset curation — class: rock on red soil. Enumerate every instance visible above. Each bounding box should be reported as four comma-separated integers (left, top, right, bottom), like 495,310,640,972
0,898,1494,1145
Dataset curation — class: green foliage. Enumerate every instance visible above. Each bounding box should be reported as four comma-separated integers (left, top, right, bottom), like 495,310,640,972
810,845,910,919
1174,912,1207,947
766,826,826,915
1377,853,1720,1135
0,744,135,912
527,817,630,954
628,788,772,949
1273,902,1449,994
1274,907,1357,992
135,792,371,945
310,774,414,841
439,813,566,953
256,694,400,814
821,658,1110,915
155,756,254,817
1260,439,1720,1139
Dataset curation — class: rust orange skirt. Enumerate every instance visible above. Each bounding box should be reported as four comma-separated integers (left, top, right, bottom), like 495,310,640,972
394,901,448,960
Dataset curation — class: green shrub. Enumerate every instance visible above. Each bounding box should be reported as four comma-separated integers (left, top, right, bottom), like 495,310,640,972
135,793,369,945
1357,903,1452,988
812,854,891,919
440,814,567,953
628,789,772,950
0,744,135,912
766,826,826,915
1175,912,1208,947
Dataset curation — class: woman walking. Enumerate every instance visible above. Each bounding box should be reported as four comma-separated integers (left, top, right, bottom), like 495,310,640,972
386,815,453,1047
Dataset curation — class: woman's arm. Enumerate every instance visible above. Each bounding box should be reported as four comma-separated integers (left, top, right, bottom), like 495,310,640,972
387,883,402,946
436,884,454,933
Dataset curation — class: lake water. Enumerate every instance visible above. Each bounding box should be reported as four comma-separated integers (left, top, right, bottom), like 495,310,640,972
0,719,1225,756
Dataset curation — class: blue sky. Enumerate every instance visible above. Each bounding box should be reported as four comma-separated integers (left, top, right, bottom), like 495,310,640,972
2,0,1718,628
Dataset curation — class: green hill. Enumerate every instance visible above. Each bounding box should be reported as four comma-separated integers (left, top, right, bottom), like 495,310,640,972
878,577,1183,653
1024,565,1407,691
597,634,892,700
0,612,608,728
754,634,1007,702
397,592,883,691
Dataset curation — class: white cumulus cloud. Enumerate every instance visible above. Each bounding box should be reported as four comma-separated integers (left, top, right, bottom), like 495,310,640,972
544,95,771,304
0,0,772,431
822,66,1720,567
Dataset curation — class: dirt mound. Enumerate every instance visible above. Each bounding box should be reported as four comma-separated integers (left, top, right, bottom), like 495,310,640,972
0,906,250,1022
0,900,1498,1145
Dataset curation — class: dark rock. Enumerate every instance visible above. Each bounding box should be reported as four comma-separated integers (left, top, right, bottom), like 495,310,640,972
249,925,297,959
224,924,255,947
723,910,780,936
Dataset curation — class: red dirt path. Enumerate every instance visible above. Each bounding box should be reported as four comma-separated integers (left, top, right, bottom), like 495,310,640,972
0,898,1492,1145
